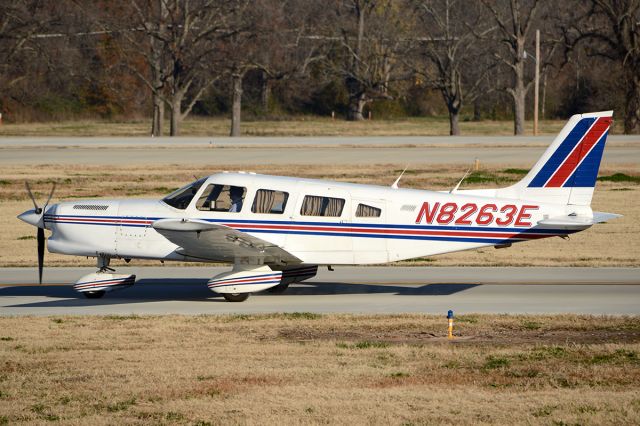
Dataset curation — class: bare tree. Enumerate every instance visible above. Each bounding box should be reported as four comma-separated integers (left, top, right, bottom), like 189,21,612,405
217,2,266,137
149,0,167,136
92,0,246,136
0,1,59,94
222,30,256,137
481,0,542,135
411,0,494,135
564,0,640,134
104,0,168,135
252,0,327,112
331,0,410,121
221,0,327,136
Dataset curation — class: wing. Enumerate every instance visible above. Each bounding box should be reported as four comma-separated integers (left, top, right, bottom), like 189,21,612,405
152,218,301,264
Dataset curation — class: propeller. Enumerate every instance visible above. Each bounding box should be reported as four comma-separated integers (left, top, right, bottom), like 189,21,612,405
24,182,56,284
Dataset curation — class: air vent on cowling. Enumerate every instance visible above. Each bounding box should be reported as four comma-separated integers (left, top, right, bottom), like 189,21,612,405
73,204,109,211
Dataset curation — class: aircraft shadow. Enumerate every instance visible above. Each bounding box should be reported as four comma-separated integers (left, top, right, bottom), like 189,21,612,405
2,278,479,309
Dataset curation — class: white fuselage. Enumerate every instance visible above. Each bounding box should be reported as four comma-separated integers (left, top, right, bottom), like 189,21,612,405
42,172,586,266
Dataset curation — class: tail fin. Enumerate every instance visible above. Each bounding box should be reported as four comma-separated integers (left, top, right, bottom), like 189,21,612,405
502,111,613,206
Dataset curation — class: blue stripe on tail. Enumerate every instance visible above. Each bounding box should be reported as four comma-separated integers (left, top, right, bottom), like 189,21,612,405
564,130,608,188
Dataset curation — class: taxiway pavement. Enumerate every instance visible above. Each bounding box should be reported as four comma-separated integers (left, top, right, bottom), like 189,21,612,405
1,136,638,166
1,267,638,316
1,135,638,146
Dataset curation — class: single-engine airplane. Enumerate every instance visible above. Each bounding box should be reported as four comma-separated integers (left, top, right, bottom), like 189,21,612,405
18,111,620,302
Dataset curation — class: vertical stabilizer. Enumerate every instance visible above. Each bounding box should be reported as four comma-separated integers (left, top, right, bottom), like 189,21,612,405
499,111,613,206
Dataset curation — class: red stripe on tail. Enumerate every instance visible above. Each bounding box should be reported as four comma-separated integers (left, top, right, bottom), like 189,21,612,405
545,117,611,187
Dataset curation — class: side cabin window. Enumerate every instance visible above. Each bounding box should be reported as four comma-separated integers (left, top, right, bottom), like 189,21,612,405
162,177,207,210
300,195,345,217
196,184,246,212
251,189,289,214
356,203,381,218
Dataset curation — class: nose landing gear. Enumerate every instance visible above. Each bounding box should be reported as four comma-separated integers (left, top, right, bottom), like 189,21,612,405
74,256,135,299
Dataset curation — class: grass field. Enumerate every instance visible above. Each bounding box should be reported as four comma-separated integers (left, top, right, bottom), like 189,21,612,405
0,314,638,425
1,163,638,268
0,116,574,137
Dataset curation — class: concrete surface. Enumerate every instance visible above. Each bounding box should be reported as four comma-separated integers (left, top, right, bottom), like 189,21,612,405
1,267,638,316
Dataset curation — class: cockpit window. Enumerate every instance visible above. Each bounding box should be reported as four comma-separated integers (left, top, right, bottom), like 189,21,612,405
162,178,207,210
196,184,246,212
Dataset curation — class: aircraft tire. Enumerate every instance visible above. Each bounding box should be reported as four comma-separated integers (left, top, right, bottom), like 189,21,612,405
223,293,250,302
84,290,106,299
266,283,289,294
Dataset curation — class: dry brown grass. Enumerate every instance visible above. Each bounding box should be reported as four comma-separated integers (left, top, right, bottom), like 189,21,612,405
1,163,638,267
0,314,638,425
0,116,571,137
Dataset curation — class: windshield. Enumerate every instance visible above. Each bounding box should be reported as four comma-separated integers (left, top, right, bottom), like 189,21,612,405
162,177,207,210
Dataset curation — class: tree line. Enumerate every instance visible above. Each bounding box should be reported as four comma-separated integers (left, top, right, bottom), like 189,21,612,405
1,0,638,135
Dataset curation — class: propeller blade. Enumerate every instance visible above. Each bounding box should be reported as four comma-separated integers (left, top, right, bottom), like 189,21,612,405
25,182,41,214
43,182,56,211
37,227,45,284
38,228,44,284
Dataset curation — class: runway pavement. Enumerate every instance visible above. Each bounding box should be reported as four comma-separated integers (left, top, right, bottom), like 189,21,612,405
1,267,638,316
1,136,638,166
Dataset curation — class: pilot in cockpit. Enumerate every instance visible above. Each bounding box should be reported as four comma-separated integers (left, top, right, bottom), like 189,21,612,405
229,186,244,212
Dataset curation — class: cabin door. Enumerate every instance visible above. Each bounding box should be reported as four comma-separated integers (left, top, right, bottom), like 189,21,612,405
351,198,388,264
288,184,353,264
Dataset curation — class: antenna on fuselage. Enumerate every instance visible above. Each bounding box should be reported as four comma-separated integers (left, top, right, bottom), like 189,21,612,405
391,165,409,189
450,167,472,194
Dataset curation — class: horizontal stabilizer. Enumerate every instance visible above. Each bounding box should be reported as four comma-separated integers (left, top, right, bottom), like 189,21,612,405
592,211,623,223
537,216,594,230
537,211,621,230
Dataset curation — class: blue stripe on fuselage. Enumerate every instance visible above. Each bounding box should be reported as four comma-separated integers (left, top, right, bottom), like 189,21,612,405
44,214,563,234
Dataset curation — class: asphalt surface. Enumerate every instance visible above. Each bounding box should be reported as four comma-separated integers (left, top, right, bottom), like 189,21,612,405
1,267,638,316
1,135,638,146
1,136,638,165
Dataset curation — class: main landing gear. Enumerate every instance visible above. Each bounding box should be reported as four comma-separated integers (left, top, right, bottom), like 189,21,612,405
222,293,250,302
207,265,283,302
73,256,136,299
208,264,319,302
84,290,106,299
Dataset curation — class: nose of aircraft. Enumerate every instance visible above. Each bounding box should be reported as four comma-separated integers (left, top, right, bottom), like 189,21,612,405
17,209,44,228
